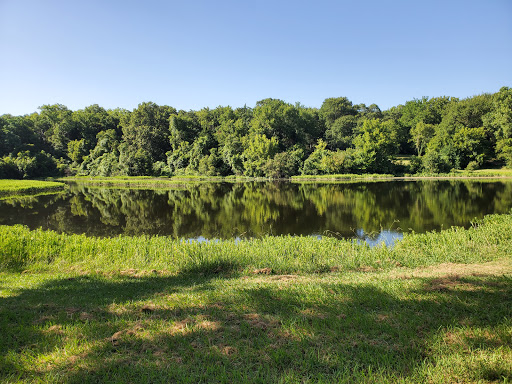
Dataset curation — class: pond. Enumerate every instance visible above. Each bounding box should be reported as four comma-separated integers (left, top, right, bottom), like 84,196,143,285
1,180,511,245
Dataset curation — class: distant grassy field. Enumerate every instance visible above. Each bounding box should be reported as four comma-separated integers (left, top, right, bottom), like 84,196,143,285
293,168,512,181
58,167,512,187
408,168,512,178
0,179,65,198
1,212,511,383
291,173,395,181
60,175,268,187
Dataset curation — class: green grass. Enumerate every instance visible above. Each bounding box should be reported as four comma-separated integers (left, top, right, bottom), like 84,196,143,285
293,168,512,181
1,213,512,382
1,261,511,382
406,168,512,178
291,174,396,181
0,179,66,198
59,175,271,187
1,212,512,274
59,168,512,187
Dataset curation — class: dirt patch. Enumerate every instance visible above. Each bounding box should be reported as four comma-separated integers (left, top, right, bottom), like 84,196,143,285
217,345,237,356
111,331,124,346
45,325,64,335
252,268,272,275
208,302,225,310
376,313,391,323
243,313,279,330
425,275,462,292
423,272,508,293
169,318,195,334
140,305,156,314
79,312,94,321
300,308,328,319
68,353,87,365
197,320,222,331
443,331,466,347
119,268,138,276
65,307,82,318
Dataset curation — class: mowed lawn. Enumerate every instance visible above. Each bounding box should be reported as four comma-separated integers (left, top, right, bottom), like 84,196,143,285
1,264,512,382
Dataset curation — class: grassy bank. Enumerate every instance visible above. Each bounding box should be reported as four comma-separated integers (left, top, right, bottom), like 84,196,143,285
59,168,512,187
293,168,512,181
405,168,512,178
1,213,512,274
291,174,395,181
59,175,269,187
0,179,66,198
1,213,511,383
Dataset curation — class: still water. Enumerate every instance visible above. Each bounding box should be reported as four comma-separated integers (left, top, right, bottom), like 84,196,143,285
1,180,511,244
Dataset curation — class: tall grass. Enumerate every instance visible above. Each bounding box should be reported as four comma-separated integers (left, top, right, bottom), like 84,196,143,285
1,212,511,274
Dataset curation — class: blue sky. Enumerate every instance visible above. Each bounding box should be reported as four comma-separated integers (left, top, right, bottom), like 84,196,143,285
0,0,511,115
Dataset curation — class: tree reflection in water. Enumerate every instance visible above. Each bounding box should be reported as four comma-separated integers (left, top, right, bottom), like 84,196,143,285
0,180,511,243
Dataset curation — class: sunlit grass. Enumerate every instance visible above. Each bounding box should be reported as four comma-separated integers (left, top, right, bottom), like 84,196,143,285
407,168,512,178
292,174,395,181
59,175,271,186
1,212,511,382
58,168,512,188
1,212,511,275
0,179,65,197
1,261,510,383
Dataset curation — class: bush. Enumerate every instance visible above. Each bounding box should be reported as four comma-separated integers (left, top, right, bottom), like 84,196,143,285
152,161,173,177
422,150,452,173
264,149,304,178
0,156,22,179
409,155,423,174
465,160,479,171
0,151,60,179
321,148,358,174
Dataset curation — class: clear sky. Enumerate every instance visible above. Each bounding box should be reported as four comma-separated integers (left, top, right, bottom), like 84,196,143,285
1,0,511,115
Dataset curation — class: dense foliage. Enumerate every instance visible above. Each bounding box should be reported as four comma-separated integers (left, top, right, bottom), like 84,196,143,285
1,87,511,178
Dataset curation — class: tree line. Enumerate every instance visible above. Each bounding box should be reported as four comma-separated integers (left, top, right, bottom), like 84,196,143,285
0,87,511,179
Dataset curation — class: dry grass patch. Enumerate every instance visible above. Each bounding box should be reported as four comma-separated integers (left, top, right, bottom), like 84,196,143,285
392,259,512,280
300,307,328,319
196,319,222,331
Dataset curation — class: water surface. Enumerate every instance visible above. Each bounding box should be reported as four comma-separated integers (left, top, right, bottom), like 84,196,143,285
1,180,511,244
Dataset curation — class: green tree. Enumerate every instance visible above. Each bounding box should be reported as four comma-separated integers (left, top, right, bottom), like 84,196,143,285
264,147,304,178
320,97,357,128
242,133,279,177
118,102,176,175
72,104,117,153
410,122,436,156
251,99,304,151
324,115,358,150
0,115,39,156
484,86,512,166
429,94,493,169
302,139,328,175
67,139,86,164
352,119,396,173
79,130,120,176
38,104,77,155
